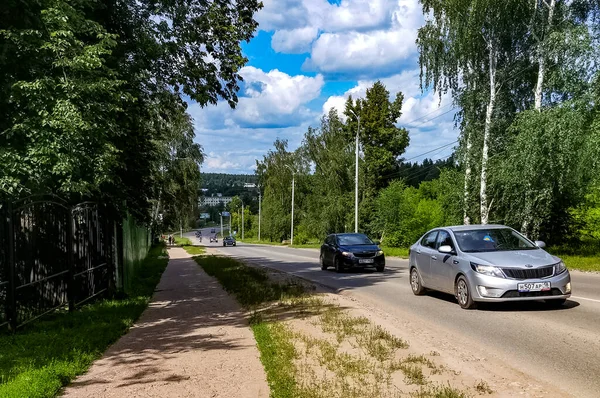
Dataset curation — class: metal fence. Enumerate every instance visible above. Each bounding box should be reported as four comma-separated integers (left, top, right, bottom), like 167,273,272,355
0,197,118,330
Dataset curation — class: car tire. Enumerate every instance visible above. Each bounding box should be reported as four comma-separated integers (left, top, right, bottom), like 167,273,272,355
320,254,327,270
410,268,425,295
223,243,225,247
334,257,343,273
376,265,385,272
455,276,476,309
545,298,567,308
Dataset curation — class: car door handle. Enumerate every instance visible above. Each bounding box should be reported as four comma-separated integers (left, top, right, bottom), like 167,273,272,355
416,250,421,254
431,255,437,260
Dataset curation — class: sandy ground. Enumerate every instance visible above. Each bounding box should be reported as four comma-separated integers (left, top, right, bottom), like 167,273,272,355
62,247,269,398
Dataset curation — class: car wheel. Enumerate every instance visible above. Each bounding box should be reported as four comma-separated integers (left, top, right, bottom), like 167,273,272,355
334,257,343,273
410,268,425,295
223,243,225,247
455,276,476,309
545,298,567,308
320,254,327,270
376,265,385,272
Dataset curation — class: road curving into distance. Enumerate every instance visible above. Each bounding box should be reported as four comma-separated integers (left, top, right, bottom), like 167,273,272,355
185,231,600,397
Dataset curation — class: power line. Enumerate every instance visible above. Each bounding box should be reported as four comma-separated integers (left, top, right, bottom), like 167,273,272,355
402,140,459,163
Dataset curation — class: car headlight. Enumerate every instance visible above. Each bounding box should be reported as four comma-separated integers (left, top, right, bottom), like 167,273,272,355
376,250,384,256
554,261,567,275
341,251,354,258
470,262,505,278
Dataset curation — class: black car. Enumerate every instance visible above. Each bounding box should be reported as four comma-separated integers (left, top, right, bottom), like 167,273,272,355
223,236,236,247
211,228,216,233
320,233,385,272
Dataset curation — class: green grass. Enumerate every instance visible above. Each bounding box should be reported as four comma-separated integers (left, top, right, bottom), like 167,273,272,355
182,245,205,255
381,246,410,258
173,236,192,246
0,244,169,398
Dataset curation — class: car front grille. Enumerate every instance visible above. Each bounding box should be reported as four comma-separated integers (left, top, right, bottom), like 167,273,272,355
353,251,376,258
501,288,563,298
501,266,554,280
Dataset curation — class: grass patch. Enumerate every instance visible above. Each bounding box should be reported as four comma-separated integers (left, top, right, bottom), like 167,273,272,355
173,236,192,246
411,384,470,398
0,244,169,398
182,245,205,255
381,246,410,258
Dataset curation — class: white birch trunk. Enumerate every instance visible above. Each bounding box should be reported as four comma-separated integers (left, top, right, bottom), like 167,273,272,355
463,130,472,225
534,0,556,111
480,41,497,225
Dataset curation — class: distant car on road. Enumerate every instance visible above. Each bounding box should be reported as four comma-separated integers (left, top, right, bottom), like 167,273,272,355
409,224,572,309
210,235,218,243
211,228,216,233
320,233,385,273
223,236,236,247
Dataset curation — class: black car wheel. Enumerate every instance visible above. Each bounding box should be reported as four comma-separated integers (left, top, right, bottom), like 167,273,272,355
410,268,425,295
320,254,327,270
455,276,476,309
334,257,343,273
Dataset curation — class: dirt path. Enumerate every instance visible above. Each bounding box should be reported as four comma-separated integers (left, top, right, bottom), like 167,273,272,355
62,247,269,398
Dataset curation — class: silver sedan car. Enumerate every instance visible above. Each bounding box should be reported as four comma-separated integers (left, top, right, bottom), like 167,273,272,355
409,225,571,309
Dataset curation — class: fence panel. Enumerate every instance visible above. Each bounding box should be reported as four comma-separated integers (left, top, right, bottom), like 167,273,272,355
0,198,120,330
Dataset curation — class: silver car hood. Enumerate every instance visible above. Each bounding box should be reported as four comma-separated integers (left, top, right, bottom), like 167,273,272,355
466,249,558,268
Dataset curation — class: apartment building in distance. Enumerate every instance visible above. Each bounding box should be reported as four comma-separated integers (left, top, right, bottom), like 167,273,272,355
199,193,233,207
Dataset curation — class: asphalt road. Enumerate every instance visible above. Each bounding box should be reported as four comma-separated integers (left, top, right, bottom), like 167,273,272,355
186,230,600,397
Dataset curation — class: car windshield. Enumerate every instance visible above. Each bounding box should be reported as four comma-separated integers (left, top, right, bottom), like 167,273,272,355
453,228,537,253
337,234,373,246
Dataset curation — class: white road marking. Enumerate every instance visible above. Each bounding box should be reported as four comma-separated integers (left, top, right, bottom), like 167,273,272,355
572,296,600,303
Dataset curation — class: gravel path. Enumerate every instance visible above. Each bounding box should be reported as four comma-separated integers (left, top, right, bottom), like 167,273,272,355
62,247,269,398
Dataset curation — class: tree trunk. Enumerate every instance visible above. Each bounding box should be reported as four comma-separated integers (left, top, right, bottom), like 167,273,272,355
463,130,472,225
534,0,556,111
480,41,497,225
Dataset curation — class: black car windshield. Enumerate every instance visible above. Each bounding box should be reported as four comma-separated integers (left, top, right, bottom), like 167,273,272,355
453,228,537,253
337,234,373,246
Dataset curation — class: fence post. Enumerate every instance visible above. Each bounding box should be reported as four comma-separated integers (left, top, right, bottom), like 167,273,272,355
116,220,124,293
7,203,17,331
67,210,75,312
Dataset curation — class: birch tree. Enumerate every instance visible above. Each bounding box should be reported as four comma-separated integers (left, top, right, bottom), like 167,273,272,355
417,0,532,224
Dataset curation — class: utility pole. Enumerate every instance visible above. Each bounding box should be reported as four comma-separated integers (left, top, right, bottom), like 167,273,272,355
291,172,295,246
258,193,262,241
220,213,223,237
349,109,360,233
242,202,244,240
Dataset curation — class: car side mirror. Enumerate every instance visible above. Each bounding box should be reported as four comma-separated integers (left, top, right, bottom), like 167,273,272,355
438,245,455,254
534,240,546,248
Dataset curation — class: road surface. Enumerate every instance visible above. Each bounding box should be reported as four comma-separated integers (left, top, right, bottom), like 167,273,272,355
186,230,600,397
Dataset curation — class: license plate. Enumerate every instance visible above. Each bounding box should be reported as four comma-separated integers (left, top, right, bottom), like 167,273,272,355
517,282,551,292
358,258,374,264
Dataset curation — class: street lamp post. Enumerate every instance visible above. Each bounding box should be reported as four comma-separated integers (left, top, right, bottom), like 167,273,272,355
242,202,244,240
349,109,360,233
258,192,262,241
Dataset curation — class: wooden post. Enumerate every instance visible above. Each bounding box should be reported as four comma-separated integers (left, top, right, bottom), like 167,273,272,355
7,203,17,331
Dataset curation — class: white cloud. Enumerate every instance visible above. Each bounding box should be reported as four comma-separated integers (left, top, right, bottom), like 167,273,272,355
189,66,324,129
271,27,319,54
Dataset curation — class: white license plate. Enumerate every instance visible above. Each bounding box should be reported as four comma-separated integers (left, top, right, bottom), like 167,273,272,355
358,258,374,264
517,282,551,292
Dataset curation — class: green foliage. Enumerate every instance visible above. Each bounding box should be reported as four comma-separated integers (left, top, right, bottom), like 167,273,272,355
371,170,463,247
0,244,168,397
0,0,262,225
570,185,600,242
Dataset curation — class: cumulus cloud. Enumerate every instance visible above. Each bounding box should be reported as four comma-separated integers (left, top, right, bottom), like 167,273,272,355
257,0,424,77
271,27,319,53
188,66,324,130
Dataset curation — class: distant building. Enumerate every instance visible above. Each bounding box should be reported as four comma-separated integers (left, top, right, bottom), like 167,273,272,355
244,183,256,188
200,195,232,207
199,213,210,219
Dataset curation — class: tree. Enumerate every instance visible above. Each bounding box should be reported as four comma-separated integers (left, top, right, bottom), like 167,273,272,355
417,0,533,224
301,109,354,237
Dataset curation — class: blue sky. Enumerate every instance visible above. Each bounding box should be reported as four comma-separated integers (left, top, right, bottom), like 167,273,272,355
188,0,458,174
